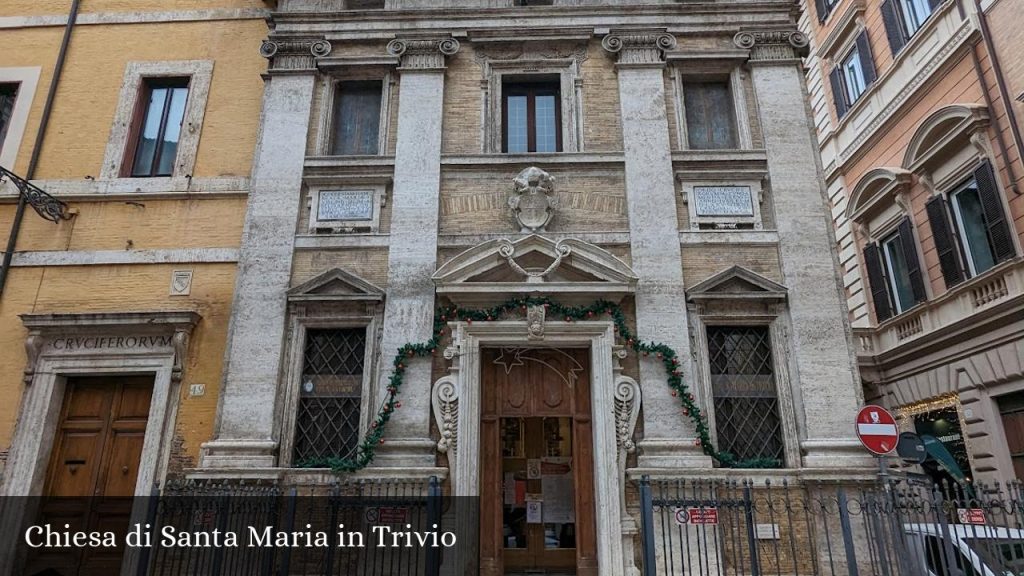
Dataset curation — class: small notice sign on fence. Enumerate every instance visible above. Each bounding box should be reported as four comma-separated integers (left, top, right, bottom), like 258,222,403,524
674,507,719,526
364,506,409,524
956,508,987,525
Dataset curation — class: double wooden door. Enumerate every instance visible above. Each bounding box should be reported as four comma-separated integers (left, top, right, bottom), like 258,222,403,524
480,348,597,576
28,376,153,575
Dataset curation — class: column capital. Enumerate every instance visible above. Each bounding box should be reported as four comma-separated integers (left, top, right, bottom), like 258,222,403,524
732,29,809,63
386,36,461,71
259,37,332,73
601,31,676,68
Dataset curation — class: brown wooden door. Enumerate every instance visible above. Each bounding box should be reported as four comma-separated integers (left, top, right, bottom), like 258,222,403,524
28,376,153,576
998,392,1024,481
480,348,597,576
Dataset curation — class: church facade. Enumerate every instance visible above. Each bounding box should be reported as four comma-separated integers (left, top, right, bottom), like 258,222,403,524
192,1,874,573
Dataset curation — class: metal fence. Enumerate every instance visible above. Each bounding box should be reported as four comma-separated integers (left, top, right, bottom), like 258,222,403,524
638,476,1024,576
142,478,442,576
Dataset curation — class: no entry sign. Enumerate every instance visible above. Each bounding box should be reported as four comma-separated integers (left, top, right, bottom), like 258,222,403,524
855,405,899,455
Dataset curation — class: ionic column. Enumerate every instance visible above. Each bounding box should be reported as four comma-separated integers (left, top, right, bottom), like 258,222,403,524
199,38,329,470
371,37,459,469
603,32,712,469
734,30,873,469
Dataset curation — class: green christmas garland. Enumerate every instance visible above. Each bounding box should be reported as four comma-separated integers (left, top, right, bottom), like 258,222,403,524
298,296,781,472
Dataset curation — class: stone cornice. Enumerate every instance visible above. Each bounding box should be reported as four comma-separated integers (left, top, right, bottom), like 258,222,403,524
386,36,460,70
601,31,676,67
260,37,332,73
733,29,809,63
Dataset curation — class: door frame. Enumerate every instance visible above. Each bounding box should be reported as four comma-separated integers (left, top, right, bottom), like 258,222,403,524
445,320,625,576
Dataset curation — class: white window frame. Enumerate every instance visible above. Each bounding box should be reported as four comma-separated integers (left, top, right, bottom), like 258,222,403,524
279,316,379,469
881,232,911,314
901,0,936,36
673,67,753,151
841,45,867,105
0,67,41,170
948,178,994,278
101,60,213,181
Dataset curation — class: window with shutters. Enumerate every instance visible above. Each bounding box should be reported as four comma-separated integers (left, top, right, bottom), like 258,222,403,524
682,80,738,150
925,160,1016,287
707,326,784,465
863,217,927,322
881,0,942,55
292,328,366,466
829,31,877,119
331,80,384,156
815,0,841,22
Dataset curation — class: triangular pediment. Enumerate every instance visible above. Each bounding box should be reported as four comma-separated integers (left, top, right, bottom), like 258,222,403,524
288,268,384,302
433,235,637,304
688,266,787,301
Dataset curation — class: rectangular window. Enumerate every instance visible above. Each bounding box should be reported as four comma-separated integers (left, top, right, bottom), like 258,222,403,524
997,392,1024,481
900,0,936,36
881,233,916,314
707,326,783,465
842,47,868,104
502,78,561,153
0,83,18,154
950,180,997,277
683,81,737,150
332,80,382,156
293,328,366,466
128,78,189,177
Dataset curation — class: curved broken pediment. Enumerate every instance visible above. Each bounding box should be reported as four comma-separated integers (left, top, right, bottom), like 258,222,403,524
433,234,638,304
846,167,913,221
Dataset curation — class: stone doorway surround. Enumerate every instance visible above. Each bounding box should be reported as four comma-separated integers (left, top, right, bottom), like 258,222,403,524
4,311,198,497
429,234,643,575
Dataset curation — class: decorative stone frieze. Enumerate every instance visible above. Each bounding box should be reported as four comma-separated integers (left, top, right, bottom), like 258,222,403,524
386,37,460,70
259,37,332,72
732,30,809,62
601,31,676,67
509,166,557,233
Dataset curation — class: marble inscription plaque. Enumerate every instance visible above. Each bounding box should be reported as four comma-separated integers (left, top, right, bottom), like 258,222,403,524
318,190,374,221
693,186,753,217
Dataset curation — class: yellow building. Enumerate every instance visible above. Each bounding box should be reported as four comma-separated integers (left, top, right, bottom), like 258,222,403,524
0,0,266,514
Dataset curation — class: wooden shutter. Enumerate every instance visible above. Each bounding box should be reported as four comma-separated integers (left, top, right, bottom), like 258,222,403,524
973,159,1016,263
925,195,965,288
816,0,829,22
863,243,893,322
829,68,849,119
897,217,927,304
881,0,907,56
856,31,877,86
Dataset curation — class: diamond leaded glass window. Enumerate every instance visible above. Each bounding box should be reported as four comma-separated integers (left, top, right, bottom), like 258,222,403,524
293,328,365,466
707,326,784,464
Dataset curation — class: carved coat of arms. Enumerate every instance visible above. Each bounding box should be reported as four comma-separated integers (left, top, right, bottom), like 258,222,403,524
509,167,557,232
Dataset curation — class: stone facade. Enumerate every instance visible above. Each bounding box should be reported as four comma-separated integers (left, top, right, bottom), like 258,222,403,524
800,0,1024,483
190,1,873,572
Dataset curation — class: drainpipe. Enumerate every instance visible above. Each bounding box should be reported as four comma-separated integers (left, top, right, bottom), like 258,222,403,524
0,0,81,297
972,0,1024,193
953,0,1020,195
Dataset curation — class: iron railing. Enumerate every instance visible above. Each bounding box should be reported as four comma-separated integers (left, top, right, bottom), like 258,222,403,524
143,478,443,576
638,476,1024,576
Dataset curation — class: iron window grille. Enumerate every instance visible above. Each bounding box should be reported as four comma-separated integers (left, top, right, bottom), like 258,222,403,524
707,326,784,463
293,328,366,465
